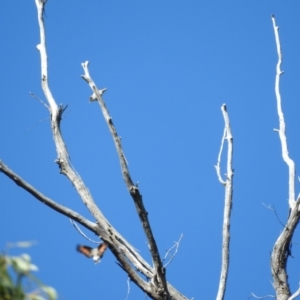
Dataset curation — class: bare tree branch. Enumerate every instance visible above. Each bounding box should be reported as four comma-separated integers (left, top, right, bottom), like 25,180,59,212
262,203,286,228
214,127,227,185
270,15,300,300
248,293,275,300
271,15,296,210
215,104,234,300
81,61,170,299
0,158,157,291
29,91,49,110
0,1,189,299
0,160,96,234
69,219,101,244
163,234,183,269
0,158,155,295
288,283,300,300
125,276,131,300
2,4,300,300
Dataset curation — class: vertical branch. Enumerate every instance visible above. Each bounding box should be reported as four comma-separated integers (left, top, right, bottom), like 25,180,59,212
35,0,58,115
271,14,296,210
215,104,234,300
215,127,227,186
34,0,106,237
270,15,300,300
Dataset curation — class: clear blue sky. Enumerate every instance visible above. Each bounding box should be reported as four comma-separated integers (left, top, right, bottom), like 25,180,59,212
1,1,300,299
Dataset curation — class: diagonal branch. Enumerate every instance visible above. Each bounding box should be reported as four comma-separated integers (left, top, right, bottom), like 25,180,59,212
163,234,184,269
271,201,300,300
0,159,168,299
288,283,300,300
81,61,170,299
0,160,96,233
215,104,234,300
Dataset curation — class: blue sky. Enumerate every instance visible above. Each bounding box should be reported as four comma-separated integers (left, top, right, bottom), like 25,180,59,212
1,1,300,299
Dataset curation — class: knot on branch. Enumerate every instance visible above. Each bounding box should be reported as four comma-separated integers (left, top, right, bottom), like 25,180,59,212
55,158,65,173
151,272,170,299
90,88,107,102
129,185,139,195
57,104,68,122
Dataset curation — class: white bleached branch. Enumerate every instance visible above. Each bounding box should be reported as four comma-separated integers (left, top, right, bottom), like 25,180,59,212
271,14,296,210
215,104,234,300
270,15,300,300
81,61,171,299
288,283,300,300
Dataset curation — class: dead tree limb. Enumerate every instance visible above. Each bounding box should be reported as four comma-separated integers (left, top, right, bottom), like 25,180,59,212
215,104,234,300
0,160,96,233
81,61,169,299
0,1,189,299
270,14,300,300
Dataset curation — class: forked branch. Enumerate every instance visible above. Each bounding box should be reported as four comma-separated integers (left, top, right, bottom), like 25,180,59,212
215,104,234,300
1,1,189,300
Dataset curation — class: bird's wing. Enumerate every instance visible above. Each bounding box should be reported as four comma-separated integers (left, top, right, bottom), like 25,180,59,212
97,243,108,258
77,245,93,258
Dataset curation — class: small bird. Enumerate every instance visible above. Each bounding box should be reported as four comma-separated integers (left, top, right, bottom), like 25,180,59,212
76,243,107,264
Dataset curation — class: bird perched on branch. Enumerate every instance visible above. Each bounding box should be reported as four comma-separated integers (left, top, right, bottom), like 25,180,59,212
76,243,107,264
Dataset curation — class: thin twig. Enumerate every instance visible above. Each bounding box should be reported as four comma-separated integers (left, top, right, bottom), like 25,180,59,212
288,283,300,300
70,219,101,244
262,203,286,228
125,276,131,300
248,292,275,299
29,92,49,110
163,234,183,268
215,127,227,185
27,117,50,131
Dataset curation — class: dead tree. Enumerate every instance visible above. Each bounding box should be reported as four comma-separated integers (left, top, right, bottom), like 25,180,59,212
0,1,298,300
0,1,234,299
